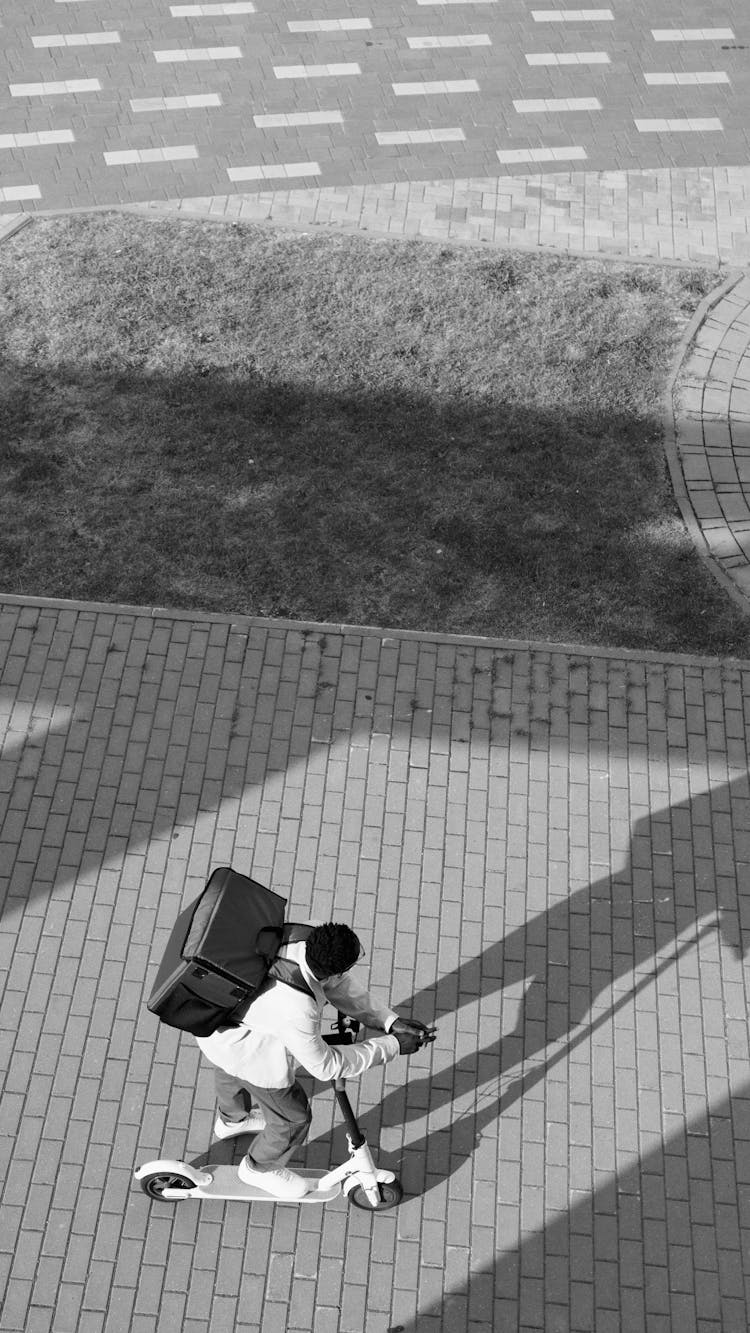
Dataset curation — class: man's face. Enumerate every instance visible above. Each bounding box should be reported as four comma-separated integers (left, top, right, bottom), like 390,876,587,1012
321,968,352,987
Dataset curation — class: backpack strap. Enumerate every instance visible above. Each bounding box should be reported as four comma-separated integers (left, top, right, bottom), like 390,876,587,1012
267,923,314,998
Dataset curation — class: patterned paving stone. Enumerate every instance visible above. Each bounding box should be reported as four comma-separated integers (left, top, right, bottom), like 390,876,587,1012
0,0,748,212
129,162,750,266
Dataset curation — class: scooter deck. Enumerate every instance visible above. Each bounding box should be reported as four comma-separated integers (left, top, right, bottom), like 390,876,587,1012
188,1166,341,1203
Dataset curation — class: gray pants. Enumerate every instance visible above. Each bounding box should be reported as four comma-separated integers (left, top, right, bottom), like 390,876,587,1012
214,1067,312,1170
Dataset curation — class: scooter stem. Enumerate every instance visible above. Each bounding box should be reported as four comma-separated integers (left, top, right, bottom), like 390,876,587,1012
333,1079,366,1150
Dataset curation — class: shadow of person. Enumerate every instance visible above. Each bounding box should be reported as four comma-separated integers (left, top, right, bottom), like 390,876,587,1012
358,773,749,1197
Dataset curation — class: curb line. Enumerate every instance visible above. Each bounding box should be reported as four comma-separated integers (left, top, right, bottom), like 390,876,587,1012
662,268,750,618
0,214,32,245
5,198,736,272
2,592,749,672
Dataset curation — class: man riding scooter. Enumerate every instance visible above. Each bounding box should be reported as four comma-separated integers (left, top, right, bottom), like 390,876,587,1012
195,922,436,1199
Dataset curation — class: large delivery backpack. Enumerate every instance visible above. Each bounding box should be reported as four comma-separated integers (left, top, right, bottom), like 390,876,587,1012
147,866,312,1037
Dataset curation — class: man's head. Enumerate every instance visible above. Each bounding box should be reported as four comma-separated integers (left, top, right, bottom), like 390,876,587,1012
305,923,363,983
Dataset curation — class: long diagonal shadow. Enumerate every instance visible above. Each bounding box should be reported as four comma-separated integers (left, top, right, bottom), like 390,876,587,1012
398,1078,750,1331
355,772,750,1328
356,917,718,1197
368,777,749,1148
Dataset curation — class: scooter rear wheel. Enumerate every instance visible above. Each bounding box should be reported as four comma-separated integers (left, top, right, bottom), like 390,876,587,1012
140,1170,195,1200
348,1179,403,1211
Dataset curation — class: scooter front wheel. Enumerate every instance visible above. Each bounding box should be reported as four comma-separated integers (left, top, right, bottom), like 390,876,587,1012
139,1170,196,1200
348,1179,403,1211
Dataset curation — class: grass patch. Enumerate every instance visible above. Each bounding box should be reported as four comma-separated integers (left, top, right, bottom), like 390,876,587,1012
1,212,749,656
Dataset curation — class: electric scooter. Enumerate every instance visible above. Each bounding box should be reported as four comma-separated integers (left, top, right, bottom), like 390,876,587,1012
134,1015,405,1211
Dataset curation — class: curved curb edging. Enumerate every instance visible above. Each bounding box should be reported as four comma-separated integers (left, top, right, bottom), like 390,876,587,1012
663,269,750,618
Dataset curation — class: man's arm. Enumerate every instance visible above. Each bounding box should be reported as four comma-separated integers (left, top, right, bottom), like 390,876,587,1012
322,973,437,1048
281,1003,400,1082
321,970,399,1031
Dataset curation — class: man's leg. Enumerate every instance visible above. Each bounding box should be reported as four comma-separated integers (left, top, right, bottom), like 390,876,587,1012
214,1067,253,1124
242,1081,312,1171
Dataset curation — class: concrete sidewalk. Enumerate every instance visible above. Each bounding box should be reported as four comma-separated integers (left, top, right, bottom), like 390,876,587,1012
1,595,750,1331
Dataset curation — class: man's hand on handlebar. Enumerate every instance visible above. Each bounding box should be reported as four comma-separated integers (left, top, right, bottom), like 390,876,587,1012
391,1017,437,1054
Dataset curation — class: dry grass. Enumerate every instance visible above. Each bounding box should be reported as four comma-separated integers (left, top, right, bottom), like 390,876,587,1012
1,212,748,656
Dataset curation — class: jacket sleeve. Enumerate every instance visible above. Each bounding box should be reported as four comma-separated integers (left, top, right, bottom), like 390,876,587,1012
280,996,400,1082
321,970,399,1032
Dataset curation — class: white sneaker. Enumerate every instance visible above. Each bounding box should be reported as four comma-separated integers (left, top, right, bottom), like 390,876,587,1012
213,1109,266,1139
237,1159,309,1199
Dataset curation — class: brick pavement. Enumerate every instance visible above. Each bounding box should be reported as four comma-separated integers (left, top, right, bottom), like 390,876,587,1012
2,599,750,1331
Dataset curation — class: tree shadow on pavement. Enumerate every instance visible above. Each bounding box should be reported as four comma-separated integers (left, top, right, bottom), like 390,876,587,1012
2,346,750,925
356,772,750,1328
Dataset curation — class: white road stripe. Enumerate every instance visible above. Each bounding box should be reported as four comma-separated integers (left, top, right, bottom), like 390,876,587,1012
497,145,587,162
228,161,321,180
253,110,344,126
375,127,466,143
644,71,729,85
154,47,243,61
105,145,199,164
32,32,120,47
130,94,222,111
0,184,42,200
273,63,361,77
514,97,602,110
287,19,371,31
407,34,491,47
0,130,75,147
9,79,102,95
526,50,609,64
392,79,479,94
634,117,724,131
171,4,256,13
651,28,734,41
532,9,613,20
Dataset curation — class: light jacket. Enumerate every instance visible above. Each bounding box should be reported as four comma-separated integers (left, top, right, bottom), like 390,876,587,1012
196,938,401,1089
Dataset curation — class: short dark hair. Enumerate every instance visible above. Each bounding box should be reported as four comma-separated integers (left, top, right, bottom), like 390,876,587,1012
306,923,361,980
